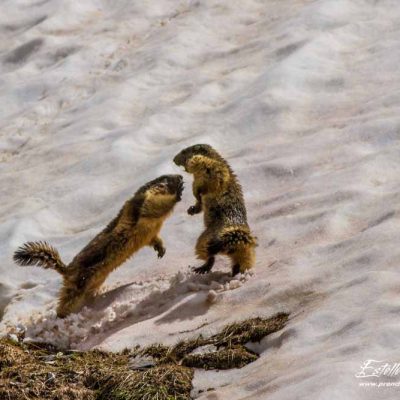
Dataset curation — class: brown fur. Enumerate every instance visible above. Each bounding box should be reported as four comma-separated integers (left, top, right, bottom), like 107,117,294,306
174,145,256,276
13,175,184,318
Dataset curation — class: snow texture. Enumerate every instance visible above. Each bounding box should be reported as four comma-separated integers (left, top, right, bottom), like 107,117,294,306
1,0,400,399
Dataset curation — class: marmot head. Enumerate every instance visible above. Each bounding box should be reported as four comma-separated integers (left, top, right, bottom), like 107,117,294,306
138,174,184,201
173,144,221,171
137,175,184,218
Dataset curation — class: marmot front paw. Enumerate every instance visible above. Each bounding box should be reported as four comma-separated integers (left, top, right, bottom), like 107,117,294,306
154,243,166,258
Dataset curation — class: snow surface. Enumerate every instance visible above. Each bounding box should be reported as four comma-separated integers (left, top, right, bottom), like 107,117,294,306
1,0,400,398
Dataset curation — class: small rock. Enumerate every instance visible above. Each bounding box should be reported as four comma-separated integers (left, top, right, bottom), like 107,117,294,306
206,290,219,304
8,334,19,343
128,355,156,370
46,372,56,383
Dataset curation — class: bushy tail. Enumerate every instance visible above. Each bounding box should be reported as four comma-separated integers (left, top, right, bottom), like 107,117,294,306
13,241,66,275
208,226,257,255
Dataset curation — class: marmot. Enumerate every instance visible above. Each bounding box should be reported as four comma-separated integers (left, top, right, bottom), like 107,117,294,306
13,174,184,318
173,144,256,276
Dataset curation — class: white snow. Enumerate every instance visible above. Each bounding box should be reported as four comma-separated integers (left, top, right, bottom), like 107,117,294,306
1,0,400,399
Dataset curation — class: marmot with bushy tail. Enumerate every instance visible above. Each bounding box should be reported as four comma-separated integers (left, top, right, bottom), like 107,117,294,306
174,144,256,276
13,175,184,318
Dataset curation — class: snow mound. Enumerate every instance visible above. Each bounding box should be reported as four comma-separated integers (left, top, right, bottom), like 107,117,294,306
8,271,252,349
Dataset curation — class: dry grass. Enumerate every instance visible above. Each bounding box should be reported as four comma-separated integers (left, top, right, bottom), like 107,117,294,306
214,312,289,347
140,343,170,360
0,312,289,399
0,339,192,400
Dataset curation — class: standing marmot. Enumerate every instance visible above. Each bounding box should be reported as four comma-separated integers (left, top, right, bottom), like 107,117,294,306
13,175,184,318
173,144,256,276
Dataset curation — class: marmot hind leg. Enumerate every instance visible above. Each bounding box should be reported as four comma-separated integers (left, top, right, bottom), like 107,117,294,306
207,227,256,276
56,273,100,318
193,229,215,274
193,256,215,274
56,286,91,318
229,245,256,276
